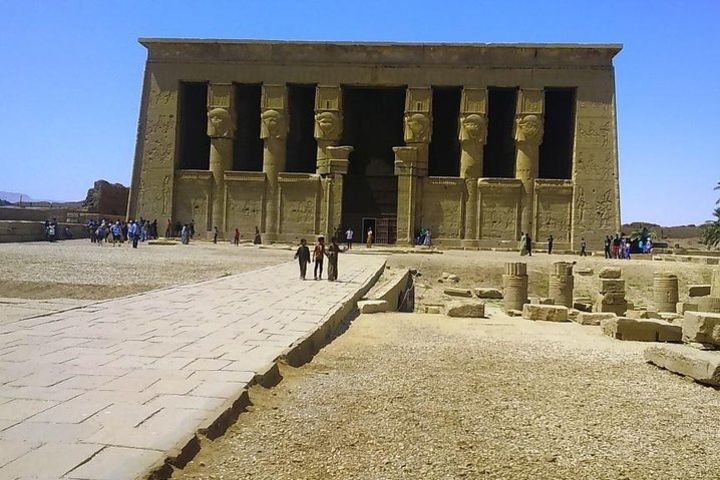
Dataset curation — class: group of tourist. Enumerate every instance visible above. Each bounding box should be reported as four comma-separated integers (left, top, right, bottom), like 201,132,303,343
87,218,157,248
416,228,432,246
603,233,652,259
294,235,344,281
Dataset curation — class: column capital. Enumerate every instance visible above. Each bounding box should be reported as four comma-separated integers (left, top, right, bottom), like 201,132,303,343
317,146,353,175
207,83,235,139
261,84,288,140
404,87,432,144
514,114,544,147
393,146,426,176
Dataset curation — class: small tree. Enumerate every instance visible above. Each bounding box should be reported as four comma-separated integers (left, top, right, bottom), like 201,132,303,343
701,182,720,249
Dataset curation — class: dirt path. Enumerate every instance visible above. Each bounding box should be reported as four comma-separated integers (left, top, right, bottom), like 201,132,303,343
174,310,720,480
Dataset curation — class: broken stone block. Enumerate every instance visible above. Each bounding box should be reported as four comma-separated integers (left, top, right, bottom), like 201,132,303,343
598,267,622,279
473,287,503,299
573,300,593,312
440,272,460,283
676,302,698,315
644,344,720,387
575,267,594,276
625,309,662,320
426,305,443,314
568,309,580,321
530,297,555,305
600,279,625,294
443,287,473,298
658,312,682,322
444,300,485,318
507,309,522,317
574,312,616,326
522,304,569,322
357,300,389,314
688,285,712,297
696,297,720,313
682,311,720,347
600,317,681,342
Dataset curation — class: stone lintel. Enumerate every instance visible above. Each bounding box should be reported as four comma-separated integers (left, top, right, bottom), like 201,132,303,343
477,178,523,190
534,179,574,192
223,171,267,182
175,170,213,182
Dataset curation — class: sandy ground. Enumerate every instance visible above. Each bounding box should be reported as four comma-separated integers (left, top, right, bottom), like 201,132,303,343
0,239,291,299
174,310,720,480
386,249,716,310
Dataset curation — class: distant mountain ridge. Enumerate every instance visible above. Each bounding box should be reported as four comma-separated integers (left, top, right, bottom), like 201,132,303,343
622,222,702,239
0,191,41,203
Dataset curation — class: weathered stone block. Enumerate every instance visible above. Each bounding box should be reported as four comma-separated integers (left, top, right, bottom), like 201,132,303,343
522,304,569,322
575,312,617,326
444,287,473,298
676,302,698,315
599,279,625,294
474,287,503,299
575,267,594,276
445,300,485,318
645,344,720,387
682,311,720,347
598,267,622,279
357,300,389,314
625,309,661,320
573,301,593,312
711,269,720,297
696,297,720,313
601,317,681,342
688,285,711,297
530,297,555,305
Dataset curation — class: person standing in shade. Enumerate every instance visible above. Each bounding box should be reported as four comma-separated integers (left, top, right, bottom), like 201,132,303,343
294,238,311,280
325,238,344,282
366,228,374,248
547,235,554,255
189,220,195,239
519,232,527,256
234,228,240,246
526,233,533,257
580,237,588,257
253,226,262,245
313,236,326,280
181,224,189,245
345,227,354,250
604,235,611,259
213,226,219,244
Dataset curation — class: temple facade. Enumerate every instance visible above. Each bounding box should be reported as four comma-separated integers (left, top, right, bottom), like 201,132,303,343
128,40,621,249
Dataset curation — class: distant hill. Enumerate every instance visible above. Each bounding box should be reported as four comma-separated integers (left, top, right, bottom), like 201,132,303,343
622,222,703,239
0,191,39,203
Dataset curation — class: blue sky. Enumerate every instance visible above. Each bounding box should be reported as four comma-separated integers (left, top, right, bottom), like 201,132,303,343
1,0,718,225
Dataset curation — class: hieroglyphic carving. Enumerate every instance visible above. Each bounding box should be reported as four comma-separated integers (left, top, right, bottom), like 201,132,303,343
172,178,210,227
576,118,611,148
536,193,572,241
519,88,544,115
480,192,519,239
226,182,265,232
422,179,464,238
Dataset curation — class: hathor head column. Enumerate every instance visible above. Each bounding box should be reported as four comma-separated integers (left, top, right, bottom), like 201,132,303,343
314,85,343,174
395,87,432,245
514,89,544,239
207,83,235,235
260,85,288,241
458,88,488,244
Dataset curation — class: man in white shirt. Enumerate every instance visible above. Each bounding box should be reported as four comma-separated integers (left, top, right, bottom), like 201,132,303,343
345,228,354,250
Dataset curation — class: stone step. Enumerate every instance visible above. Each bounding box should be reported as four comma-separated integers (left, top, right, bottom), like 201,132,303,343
645,344,720,387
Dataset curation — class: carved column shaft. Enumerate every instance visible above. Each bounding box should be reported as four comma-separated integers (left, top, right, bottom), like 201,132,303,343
260,85,288,241
459,88,488,243
207,84,235,234
514,89,544,238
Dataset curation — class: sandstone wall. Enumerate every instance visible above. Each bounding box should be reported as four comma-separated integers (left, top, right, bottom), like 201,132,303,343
0,221,88,243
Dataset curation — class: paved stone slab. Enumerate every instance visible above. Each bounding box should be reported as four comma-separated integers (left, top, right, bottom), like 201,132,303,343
444,300,485,318
601,317,682,342
574,312,616,326
0,255,385,479
522,304,569,322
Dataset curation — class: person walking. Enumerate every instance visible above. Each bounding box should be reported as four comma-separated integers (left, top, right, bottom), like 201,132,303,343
604,235,611,259
111,221,122,247
129,220,140,248
253,226,262,245
519,232,527,256
213,226,219,244
313,236,326,280
366,228,374,248
580,237,587,257
547,235,554,255
181,224,189,245
234,228,240,246
294,238,311,280
165,219,172,238
345,227,354,250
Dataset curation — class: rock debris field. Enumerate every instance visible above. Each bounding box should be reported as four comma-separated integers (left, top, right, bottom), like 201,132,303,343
175,312,720,480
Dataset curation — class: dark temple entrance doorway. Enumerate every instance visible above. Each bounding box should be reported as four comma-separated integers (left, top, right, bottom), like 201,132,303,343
341,87,404,244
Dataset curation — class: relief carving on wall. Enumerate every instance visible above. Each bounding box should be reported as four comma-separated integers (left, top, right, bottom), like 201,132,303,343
314,111,341,141
404,113,431,143
260,109,287,140
207,107,235,139
577,119,611,147
514,114,544,146
537,195,570,240
480,193,518,239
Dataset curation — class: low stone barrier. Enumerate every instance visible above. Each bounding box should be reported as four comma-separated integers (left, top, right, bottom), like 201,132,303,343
0,220,88,243
574,312,616,326
444,300,485,318
682,312,720,347
601,317,681,342
358,268,413,313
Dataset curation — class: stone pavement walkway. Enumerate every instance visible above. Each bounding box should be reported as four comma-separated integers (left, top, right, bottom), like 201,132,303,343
0,255,386,479
1,299,93,326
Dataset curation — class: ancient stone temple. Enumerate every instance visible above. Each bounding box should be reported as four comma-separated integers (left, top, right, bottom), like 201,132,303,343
127,39,621,248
